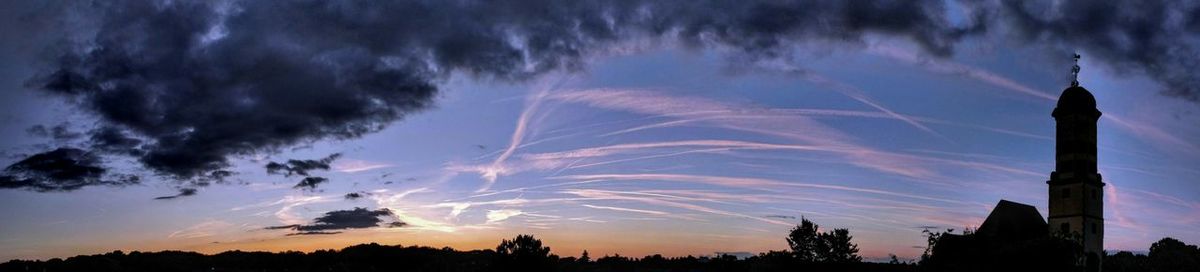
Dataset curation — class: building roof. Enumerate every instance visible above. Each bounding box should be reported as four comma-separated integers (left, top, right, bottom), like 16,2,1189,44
975,200,1047,241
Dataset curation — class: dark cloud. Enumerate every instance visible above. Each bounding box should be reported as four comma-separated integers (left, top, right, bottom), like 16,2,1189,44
26,124,83,141
205,170,235,184
765,215,797,219
287,231,342,236
265,154,340,190
153,188,198,200
344,192,364,200
188,170,238,188
208,170,233,181
999,0,1200,101
263,224,300,230
22,0,985,179
88,126,143,156
0,148,135,191
265,207,400,235
17,0,1200,182
30,1,437,178
293,176,329,191
1189,7,1200,33
265,153,341,177
298,208,394,231
24,126,46,137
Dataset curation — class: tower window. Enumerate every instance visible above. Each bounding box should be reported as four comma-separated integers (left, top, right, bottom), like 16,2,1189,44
1091,223,1098,234
1061,188,1070,199
1060,223,1069,233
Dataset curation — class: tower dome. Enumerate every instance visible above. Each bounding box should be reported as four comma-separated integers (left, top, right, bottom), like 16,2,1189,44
1057,86,1096,110
1052,86,1101,119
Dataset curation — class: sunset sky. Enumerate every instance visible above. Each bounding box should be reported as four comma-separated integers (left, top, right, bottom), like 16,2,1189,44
2,0,1199,262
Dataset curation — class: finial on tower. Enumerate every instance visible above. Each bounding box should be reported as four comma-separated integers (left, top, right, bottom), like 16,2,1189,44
1071,53,1081,87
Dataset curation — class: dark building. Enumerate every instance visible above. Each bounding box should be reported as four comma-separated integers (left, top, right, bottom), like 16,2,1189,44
975,200,1047,242
925,57,1104,272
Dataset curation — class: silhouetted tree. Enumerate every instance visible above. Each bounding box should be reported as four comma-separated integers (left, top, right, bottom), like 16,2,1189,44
820,228,862,263
1148,237,1200,272
496,235,550,258
579,250,590,263
786,217,861,263
787,217,822,262
493,234,554,272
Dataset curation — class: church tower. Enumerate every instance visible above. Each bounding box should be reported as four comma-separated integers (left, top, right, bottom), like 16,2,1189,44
1047,55,1104,269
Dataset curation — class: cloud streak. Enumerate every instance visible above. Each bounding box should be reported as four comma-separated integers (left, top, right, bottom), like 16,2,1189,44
548,88,940,179
564,189,792,226
582,204,670,216
332,159,394,173
866,44,1057,101
555,173,973,206
478,84,553,192
266,154,342,177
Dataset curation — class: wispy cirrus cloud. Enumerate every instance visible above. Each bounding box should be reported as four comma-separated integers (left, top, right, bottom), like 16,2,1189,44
332,159,394,173
870,44,1196,160
798,72,947,140
452,87,1060,200
485,209,524,224
476,78,567,192
582,204,670,216
1105,115,1200,155
603,108,1054,142
545,88,940,179
226,195,338,225
554,173,974,206
732,57,950,140
1103,182,1200,247
563,189,791,226
866,44,1057,101
274,197,332,225
168,220,235,239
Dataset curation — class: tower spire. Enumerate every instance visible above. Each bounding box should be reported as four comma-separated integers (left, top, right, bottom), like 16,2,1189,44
1049,57,1104,270
1071,53,1081,87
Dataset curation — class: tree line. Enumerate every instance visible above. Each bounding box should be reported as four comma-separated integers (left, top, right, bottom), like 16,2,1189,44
1,217,1196,272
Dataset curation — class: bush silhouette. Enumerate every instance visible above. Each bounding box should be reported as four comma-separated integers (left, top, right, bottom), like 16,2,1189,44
578,250,590,263
918,228,1084,272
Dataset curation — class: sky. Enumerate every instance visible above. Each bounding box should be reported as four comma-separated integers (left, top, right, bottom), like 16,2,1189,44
1,0,1199,262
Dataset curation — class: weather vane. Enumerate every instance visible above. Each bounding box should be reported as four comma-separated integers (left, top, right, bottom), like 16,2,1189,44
1071,53,1081,87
